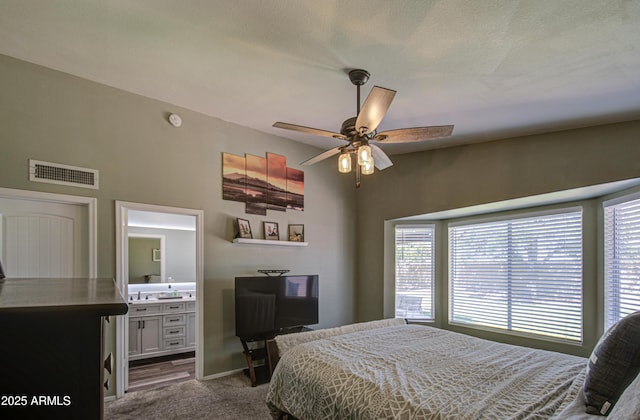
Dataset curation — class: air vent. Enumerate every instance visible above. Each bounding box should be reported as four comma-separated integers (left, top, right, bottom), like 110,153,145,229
29,159,99,189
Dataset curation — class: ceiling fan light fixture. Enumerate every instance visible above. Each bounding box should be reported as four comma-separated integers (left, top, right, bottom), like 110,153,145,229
338,151,352,173
361,156,375,175
357,144,372,166
273,68,454,188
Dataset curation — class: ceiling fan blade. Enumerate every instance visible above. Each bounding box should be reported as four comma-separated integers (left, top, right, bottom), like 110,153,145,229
300,146,342,166
373,125,454,143
355,86,396,135
273,122,347,140
370,144,393,170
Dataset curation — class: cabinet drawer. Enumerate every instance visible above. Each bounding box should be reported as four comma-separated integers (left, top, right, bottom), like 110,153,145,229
186,301,196,312
162,302,185,313
164,337,185,350
130,304,162,315
164,326,185,338
163,314,186,326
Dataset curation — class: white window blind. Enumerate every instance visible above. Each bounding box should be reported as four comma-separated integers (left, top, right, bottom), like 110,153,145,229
449,209,583,342
395,225,434,321
604,197,640,329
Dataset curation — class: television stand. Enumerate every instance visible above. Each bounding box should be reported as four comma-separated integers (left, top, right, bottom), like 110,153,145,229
239,327,313,387
239,337,272,387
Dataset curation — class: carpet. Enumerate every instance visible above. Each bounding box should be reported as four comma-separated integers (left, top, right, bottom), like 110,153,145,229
105,372,271,419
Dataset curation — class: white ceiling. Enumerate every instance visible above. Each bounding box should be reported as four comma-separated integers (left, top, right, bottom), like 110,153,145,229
1,0,640,157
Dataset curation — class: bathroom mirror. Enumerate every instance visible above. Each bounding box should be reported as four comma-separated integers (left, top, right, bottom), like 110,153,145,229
128,236,163,284
127,210,197,284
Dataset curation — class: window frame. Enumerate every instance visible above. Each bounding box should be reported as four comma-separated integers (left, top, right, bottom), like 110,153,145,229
603,191,640,329
447,206,584,343
394,223,436,322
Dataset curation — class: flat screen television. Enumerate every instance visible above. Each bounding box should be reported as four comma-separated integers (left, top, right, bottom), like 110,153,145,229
235,274,318,340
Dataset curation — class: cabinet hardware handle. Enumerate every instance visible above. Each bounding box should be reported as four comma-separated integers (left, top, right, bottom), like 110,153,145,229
170,318,180,322
136,308,147,312
142,320,145,328
169,330,179,334
170,341,179,345
138,320,141,329
169,305,179,309
104,353,113,374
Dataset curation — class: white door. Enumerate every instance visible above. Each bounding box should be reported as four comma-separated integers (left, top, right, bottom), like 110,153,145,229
0,197,88,277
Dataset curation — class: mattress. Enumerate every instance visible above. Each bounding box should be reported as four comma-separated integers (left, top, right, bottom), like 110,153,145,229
266,323,588,419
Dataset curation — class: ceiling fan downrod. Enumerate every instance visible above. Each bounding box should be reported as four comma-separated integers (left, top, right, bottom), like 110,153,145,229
348,69,370,116
347,69,372,189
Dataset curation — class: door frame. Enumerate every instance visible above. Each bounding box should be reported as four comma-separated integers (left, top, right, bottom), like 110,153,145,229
115,201,204,397
0,187,97,277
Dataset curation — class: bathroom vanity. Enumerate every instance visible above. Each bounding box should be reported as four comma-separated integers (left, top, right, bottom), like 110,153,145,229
127,284,196,360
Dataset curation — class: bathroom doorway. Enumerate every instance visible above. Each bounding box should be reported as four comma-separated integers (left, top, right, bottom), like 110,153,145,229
115,201,204,397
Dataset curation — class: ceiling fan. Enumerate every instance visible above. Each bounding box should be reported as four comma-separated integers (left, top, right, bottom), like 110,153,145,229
273,69,454,187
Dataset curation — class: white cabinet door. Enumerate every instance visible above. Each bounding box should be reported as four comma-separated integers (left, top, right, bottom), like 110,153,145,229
128,318,141,357
140,316,162,354
187,312,196,347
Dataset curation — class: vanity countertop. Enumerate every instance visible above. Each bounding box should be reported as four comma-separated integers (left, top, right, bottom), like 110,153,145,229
0,277,129,315
128,296,195,305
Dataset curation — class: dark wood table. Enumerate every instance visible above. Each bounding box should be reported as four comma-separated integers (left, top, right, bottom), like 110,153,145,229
0,277,128,420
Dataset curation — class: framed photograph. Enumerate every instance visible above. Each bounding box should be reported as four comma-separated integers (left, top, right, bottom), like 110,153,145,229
263,221,280,240
237,218,253,239
288,224,304,242
152,248,161,262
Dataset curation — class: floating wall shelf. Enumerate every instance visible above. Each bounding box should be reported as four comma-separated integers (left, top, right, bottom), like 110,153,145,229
232,238,308,247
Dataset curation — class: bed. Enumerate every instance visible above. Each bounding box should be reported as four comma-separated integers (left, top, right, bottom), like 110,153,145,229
266,317,640,419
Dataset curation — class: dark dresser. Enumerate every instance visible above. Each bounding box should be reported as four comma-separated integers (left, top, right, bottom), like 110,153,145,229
0,277,128,419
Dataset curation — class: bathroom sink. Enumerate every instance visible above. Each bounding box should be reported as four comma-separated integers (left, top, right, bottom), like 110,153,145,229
158,295,183,300
129,297,158,303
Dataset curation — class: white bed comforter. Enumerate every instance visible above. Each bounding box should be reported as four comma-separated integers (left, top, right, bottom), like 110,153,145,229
266,324,587,419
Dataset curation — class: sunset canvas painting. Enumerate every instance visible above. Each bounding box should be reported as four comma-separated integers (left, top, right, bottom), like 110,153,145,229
222,152,246,202
222,151,304,215
286,168,304,211
245,154,268,215
267,153,288,212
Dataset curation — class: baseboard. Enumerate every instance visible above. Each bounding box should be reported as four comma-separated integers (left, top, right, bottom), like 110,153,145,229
201,367,245,381
104,367,247,403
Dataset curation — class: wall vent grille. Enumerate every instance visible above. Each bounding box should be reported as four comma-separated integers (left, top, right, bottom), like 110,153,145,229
29,159,99,189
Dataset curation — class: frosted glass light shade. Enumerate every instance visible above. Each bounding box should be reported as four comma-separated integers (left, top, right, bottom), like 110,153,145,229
361,157,375,175
338,152,352,173
357,145,372,166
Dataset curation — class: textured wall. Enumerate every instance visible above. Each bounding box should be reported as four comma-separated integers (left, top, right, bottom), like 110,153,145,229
0,54,357,393
355,119,640,356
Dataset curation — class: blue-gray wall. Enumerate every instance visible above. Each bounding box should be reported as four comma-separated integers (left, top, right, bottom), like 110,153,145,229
0,54,357,394
355,119,640,357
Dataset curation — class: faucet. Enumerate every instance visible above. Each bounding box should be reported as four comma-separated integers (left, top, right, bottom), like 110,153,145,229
137,290,141,300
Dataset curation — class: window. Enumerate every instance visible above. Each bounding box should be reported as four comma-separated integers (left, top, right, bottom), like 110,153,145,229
395,225,434,321
604,196,640,329
449,209,583,342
